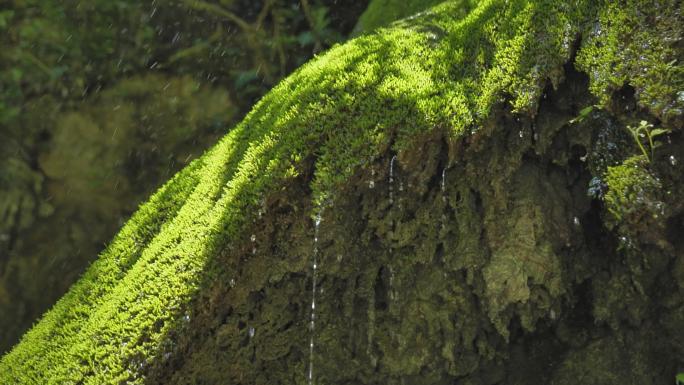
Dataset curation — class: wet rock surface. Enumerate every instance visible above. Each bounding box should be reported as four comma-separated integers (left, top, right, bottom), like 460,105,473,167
147,66,683,384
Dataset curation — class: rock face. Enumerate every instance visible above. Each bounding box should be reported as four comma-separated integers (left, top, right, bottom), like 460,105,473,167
1,0,683,384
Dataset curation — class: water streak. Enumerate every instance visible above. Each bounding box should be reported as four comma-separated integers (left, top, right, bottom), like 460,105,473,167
308,212,322,385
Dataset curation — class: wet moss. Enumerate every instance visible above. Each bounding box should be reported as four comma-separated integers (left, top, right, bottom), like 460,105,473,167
1,0,682,383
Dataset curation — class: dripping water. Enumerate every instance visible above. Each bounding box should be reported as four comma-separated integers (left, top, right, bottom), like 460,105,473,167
308,212,322,385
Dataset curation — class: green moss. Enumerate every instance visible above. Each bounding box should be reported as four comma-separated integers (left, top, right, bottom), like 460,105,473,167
575,0,684,127
604,155,664,236
0,0,681,383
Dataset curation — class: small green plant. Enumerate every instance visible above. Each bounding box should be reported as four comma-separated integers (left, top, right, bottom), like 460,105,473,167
626,120,670,162
676,372,684,385
569,105,596,124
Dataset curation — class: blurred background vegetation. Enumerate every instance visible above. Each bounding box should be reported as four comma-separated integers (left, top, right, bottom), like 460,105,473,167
0,0,372,353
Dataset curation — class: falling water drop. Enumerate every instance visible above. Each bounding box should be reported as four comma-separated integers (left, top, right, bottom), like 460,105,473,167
670,155,677,166
248,327,255,338
308,212,322,385
518,130,524,138
573,217,580,226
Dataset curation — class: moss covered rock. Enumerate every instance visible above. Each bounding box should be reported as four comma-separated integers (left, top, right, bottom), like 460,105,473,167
1,0,682,383
0,0,369,353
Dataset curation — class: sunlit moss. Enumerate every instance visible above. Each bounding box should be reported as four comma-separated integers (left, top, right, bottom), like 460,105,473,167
1,0,680,382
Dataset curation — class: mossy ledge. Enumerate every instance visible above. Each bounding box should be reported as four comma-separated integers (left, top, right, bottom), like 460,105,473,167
1,0,683,383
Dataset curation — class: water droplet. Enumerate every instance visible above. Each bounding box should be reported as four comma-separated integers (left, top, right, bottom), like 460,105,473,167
229,278,236,287
369,180,375,189
519,130,524,138
308,210,322,385
670,155,677,166
248,327,255,338
250,234,256,242
441,168,447,193
573,217,580,226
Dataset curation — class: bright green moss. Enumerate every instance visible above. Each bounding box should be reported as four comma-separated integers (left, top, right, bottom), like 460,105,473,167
576,0,683,126
1,0,680,382
603,155,665,236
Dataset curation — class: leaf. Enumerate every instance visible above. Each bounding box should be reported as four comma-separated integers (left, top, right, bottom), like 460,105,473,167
676,373,684,384
569,105,595,124
578,105,594,117
649,128,671,138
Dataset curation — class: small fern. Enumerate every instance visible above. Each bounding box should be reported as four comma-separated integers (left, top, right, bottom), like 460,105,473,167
626,120,670,162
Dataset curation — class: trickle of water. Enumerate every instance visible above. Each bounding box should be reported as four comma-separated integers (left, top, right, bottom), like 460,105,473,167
670,155,677,166
308,212,322,385
389,155,397,205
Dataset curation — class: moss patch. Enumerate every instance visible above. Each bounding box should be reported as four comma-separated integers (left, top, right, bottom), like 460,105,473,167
1,0,682,383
